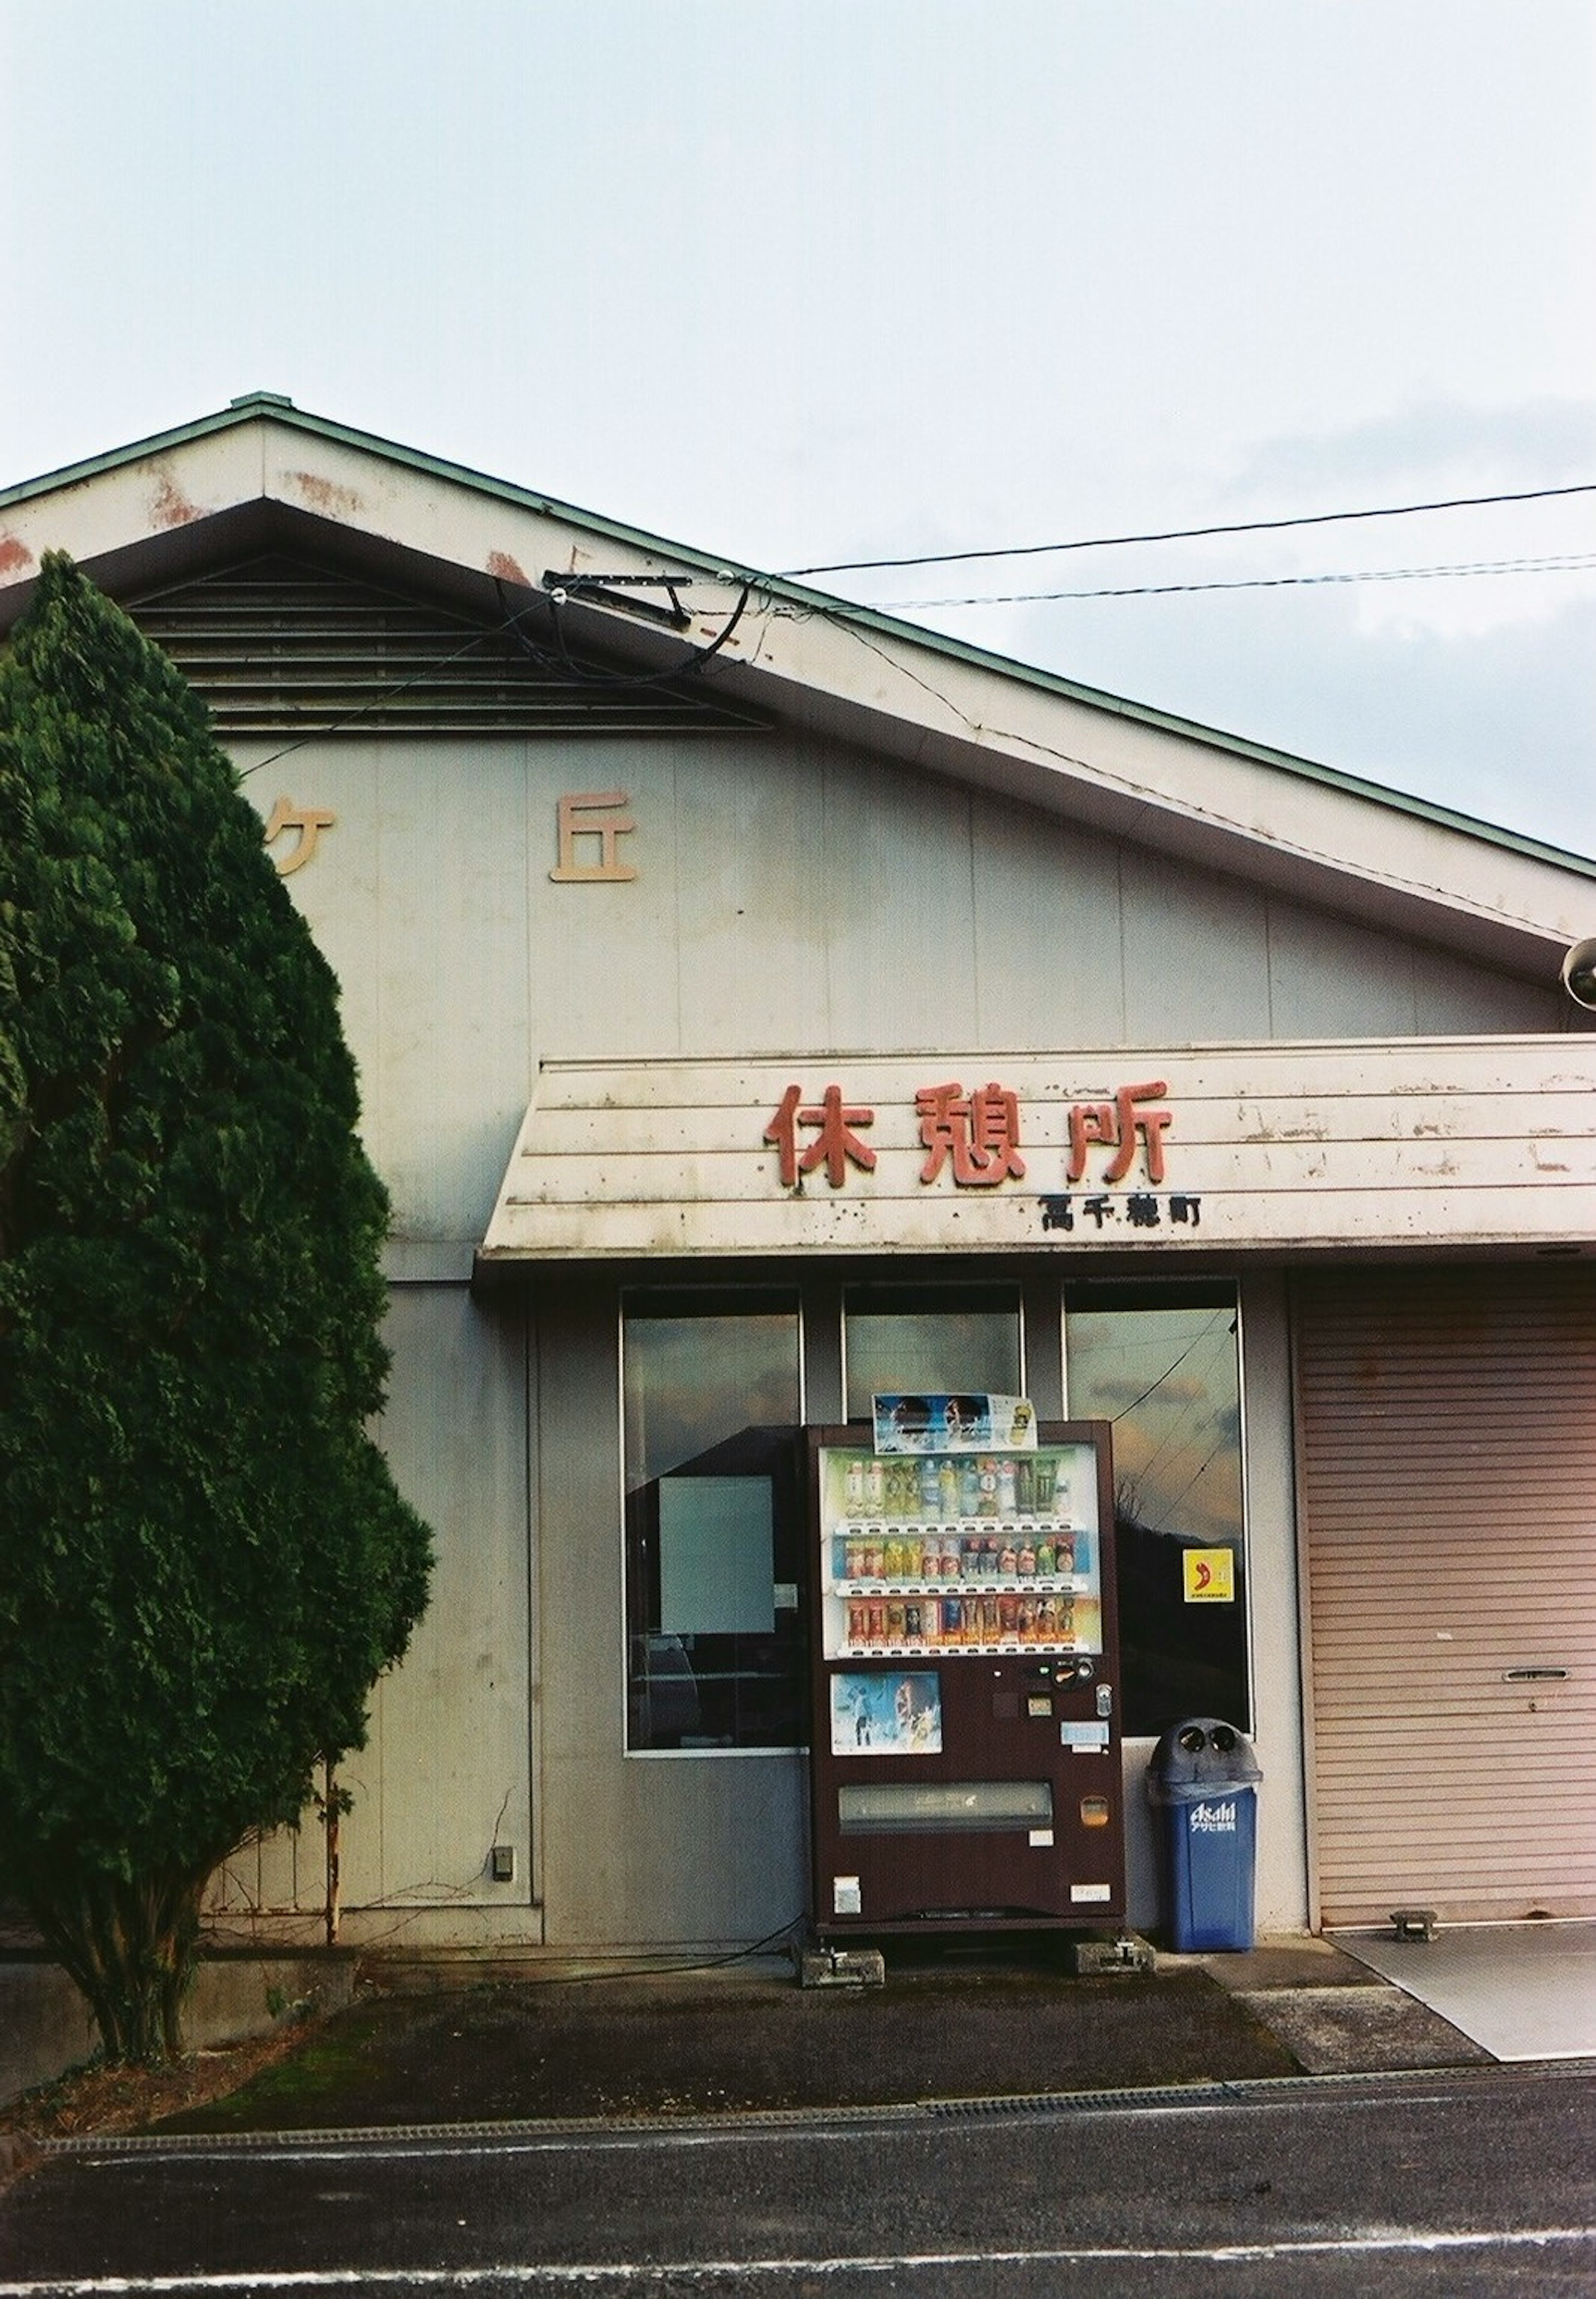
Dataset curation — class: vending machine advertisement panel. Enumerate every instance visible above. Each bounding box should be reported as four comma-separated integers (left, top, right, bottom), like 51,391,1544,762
807,1414,1126,1934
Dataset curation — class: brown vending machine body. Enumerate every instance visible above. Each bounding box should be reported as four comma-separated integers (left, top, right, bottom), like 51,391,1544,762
807,1419,1126,1935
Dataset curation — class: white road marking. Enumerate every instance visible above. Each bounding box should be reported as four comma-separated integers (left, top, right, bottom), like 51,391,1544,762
3,2227,1596,2292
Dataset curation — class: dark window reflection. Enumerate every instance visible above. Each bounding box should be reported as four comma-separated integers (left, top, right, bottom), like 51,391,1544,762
844,1281,1022,1419
1066,1283,1248,1735
623,1291,803,1752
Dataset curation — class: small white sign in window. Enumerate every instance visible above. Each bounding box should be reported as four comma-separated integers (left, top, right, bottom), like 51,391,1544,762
659,1476,774,1636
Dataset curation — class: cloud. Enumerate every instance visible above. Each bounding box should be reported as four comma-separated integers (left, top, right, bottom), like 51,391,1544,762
1226,397,1596,503
1089,1374,1211,1411
997,575,1596,859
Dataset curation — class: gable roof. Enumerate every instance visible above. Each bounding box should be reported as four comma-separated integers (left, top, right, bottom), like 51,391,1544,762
3,392,1593,989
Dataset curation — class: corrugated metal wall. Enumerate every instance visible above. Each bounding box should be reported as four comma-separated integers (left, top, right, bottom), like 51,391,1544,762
1296,1264,1596,1926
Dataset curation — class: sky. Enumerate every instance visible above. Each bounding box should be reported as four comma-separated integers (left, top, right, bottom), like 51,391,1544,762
3,0,1594,854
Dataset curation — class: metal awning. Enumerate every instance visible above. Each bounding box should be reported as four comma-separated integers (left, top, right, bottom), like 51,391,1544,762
478,1038,1596,1267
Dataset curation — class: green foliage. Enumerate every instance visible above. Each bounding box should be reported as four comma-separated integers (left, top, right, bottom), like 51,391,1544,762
0,555,431,2057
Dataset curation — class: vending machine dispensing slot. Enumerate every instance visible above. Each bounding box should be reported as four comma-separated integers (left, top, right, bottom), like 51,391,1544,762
806,1408,1126,1935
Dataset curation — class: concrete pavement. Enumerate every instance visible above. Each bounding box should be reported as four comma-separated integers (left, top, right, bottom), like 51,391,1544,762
124,1932,1488,2138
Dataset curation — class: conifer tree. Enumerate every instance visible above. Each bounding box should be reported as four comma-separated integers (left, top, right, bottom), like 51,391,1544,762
0,554,431,2064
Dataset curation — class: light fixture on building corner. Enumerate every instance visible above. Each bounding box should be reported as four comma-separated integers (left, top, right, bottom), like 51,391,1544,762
1560,937,1596,1008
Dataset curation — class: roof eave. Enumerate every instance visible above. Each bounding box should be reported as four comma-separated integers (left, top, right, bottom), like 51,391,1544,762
2,396,1592,975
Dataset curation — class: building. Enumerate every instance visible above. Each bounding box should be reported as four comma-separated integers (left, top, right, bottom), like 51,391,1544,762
3,394,1594,1952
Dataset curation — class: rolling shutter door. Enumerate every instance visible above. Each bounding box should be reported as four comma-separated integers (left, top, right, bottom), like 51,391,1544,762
1296,1264,1596,1927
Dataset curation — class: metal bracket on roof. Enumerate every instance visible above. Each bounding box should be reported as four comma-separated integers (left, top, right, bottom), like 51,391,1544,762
541,572,695,629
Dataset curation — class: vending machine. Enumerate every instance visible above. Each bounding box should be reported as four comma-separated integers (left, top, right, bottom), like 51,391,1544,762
807,1405,1126,1935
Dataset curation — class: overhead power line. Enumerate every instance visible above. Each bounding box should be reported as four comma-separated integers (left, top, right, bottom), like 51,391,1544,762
883,549,1596,611
230,525,1593,772
779,481,1596,581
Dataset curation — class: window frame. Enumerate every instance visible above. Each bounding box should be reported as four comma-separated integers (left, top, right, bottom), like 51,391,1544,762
1062,1276,1251,1737
621,1284,807,1758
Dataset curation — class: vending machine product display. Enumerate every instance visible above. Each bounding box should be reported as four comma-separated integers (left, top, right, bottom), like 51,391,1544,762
807,1417,1126,1933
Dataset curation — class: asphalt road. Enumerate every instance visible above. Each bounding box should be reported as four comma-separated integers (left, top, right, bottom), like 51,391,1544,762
2,2067,1594,2297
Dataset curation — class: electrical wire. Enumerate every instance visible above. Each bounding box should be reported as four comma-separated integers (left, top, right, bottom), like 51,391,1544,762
231,503,1590,776
1149,1429,1235,1534
873,550,1596,612
504,1915,808,1986
239,580,755,777
779,480,1596,580
1094,1314,1229,1428
501,576,754,693
238,623,511,777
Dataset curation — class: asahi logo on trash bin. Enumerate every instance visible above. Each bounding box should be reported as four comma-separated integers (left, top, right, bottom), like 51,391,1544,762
1189,1800,1238,1833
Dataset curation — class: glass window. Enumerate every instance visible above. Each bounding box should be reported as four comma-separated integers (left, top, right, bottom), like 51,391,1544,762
1065,1282,1247,1735
623,1289,803,1751
843,1282,1022,1420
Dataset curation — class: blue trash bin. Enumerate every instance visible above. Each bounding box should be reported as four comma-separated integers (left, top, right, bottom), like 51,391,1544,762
1147,1719,1263,1952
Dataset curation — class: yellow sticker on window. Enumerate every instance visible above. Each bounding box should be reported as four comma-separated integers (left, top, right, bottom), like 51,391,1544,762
1182,1547,1235,1603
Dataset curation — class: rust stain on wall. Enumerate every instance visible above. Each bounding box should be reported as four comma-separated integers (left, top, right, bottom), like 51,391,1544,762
288,470,364,519
488,550,531,585
150,468,202,527
0,535,34,576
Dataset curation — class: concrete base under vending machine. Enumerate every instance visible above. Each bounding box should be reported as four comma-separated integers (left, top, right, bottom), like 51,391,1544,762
799,1948,888,1989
